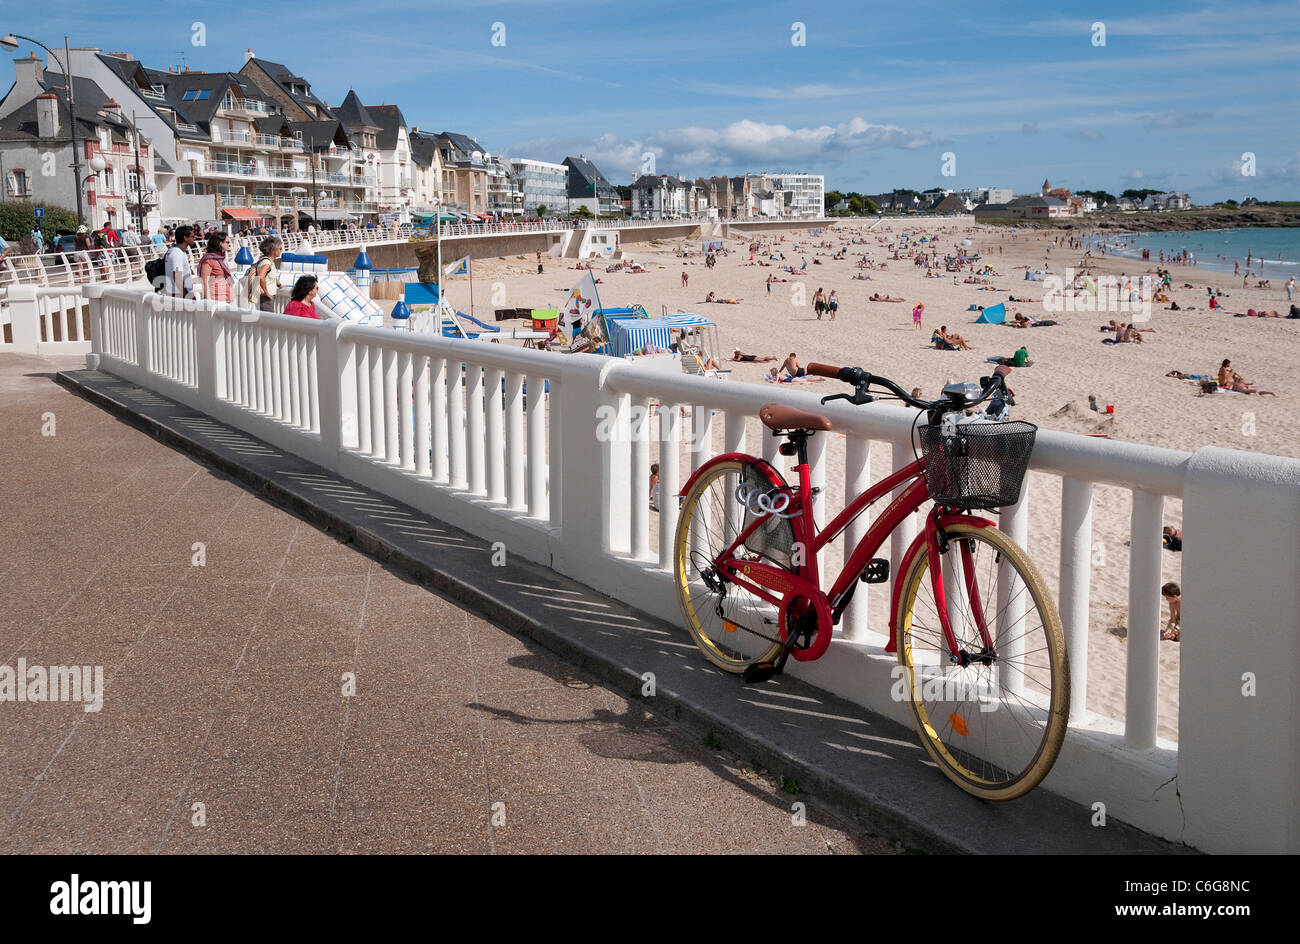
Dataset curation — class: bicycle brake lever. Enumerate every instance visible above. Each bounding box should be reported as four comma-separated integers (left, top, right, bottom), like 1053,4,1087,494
820,393,850,405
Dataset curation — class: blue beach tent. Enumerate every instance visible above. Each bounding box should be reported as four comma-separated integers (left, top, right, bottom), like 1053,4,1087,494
975,303,1006,324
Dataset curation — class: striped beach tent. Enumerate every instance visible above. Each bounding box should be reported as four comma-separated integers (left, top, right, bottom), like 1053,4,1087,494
607,319,672,358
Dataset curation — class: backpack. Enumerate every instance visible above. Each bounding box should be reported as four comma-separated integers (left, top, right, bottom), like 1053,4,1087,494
144,255,166,293
243,257,273,302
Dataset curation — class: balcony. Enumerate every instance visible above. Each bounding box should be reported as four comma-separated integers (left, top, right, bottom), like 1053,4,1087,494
211,129,254,146
219,96,276,116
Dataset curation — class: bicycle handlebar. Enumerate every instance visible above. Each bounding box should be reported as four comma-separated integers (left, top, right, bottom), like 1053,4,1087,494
810,362,1007,413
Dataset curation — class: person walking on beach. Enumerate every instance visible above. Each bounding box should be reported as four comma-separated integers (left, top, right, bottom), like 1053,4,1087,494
912,302,924,330
766,274,773,295
1287,276,1295,301
813,287,826,320
828,289,839,321
681,269,688,288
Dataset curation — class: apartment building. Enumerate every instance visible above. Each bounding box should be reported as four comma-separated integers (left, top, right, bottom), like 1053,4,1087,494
631,173,690,218
58,49,372,227
507,158,567,216
563,155,619,215
408,129,445,215
764,172,824,219
0,54,162,231
433,131,491,214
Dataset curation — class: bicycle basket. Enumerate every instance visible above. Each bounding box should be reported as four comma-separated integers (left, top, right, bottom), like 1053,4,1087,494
918,420,1037,510
739,463,797,567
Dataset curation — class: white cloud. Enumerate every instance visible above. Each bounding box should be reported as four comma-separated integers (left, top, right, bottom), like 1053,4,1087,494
510,116,934,180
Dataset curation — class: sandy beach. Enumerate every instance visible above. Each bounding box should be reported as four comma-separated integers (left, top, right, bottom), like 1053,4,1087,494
460,217,1300,741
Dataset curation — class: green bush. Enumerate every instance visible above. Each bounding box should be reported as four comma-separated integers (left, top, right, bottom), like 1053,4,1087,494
0,201,79,242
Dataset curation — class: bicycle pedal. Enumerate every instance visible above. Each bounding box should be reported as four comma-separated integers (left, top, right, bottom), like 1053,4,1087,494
861,558,890,584
742,661,779,684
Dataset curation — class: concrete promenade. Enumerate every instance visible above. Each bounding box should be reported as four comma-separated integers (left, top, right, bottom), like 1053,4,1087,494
0,353,890,854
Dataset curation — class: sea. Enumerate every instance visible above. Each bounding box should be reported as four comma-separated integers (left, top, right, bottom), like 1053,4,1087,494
1082,226,1300,276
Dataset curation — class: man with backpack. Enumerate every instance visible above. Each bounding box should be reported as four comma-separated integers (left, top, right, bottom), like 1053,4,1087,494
164,225,197,298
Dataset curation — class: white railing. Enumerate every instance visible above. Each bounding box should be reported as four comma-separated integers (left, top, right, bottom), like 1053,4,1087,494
1,286,93,354
77,285,1300,853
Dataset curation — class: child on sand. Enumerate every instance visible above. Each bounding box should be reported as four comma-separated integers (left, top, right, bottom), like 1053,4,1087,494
913,302,924,329
1161,582,1181,641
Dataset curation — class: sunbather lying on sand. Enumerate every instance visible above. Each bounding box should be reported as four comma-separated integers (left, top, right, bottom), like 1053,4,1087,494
767,367,825,384
869,293,904,302
732,349,776,362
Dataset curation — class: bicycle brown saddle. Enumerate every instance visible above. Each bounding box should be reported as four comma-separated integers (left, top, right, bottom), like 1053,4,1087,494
759,403,833,432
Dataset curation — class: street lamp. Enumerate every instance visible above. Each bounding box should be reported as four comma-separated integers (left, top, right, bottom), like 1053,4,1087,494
1,33,87,226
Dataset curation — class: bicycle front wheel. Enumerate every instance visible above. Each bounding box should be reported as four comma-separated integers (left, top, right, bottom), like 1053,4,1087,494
896,522,1068,800
674,460,787,673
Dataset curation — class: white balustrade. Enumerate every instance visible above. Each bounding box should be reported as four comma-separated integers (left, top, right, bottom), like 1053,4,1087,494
72,284,1300,853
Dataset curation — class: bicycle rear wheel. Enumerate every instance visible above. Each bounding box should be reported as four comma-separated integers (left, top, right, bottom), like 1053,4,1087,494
674,460,788,672
895,522,1068,800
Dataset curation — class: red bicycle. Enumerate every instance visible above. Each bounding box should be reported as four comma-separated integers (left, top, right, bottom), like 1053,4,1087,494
673,364,1068,800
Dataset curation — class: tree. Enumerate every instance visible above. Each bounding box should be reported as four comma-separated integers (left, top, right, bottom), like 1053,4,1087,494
1,201,78,243
824,190,844,212
614,185,631,200
1121,188,1160,201
536,204,548,217
863,197,879,215
572,204,593,220
1077,189,1116,205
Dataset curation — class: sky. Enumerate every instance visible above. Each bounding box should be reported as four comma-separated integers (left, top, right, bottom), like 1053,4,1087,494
4,0,1298,201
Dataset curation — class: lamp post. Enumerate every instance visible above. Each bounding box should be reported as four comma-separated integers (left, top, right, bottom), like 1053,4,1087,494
0,33,86,226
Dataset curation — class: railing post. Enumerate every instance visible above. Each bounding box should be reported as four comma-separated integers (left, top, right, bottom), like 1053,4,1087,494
1059,476,1093,723
84,284,105,369
135,292,154,377
1180,447,1300,853
194,301,217,401
553,358,607,570
1125,489,1164,748
317,320,344,462
5,285,41,354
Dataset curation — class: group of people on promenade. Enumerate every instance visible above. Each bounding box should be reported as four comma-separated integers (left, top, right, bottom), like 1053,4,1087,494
159,225,320,319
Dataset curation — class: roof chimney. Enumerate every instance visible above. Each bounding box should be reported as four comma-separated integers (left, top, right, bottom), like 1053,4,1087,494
245,48,255,63
36,92,60,139
13,53,44,95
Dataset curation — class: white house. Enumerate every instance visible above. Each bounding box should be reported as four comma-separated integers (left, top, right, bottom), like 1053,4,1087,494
0,53,162,231
631,173,690,218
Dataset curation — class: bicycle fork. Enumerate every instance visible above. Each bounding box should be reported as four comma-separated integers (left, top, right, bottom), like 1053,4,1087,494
924,513,996,664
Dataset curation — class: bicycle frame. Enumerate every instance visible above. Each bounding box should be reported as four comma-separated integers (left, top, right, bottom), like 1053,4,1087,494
685,440,996,661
